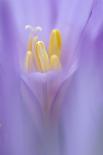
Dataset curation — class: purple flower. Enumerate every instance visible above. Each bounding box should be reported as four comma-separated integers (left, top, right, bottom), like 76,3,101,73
0,0,103,155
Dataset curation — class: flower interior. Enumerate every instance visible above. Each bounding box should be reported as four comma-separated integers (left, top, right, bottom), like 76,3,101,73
25,26,62,73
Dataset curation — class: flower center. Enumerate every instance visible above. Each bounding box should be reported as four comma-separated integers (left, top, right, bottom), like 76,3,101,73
25,25,62,73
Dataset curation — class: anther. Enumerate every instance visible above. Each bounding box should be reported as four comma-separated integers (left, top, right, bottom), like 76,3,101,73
49,29,62,58
25,50,33,72
35,41,50,72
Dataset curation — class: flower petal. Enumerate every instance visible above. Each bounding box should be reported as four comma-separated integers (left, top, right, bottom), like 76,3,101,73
58,1,103,154
0,1,42,154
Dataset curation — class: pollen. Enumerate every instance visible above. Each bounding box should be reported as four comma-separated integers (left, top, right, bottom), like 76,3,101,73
25,26,62,73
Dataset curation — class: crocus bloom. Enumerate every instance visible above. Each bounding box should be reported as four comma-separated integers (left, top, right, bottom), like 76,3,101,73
0,0,103,155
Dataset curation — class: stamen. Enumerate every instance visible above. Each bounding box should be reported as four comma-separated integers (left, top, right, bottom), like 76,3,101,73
28,38,32,51
49,29,62,58
50,55,61,70
25,27,62,73
25,50,33,72
35,41,50,72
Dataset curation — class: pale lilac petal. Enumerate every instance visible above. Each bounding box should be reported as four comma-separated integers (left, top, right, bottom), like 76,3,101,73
59,1,103,155
56,0,94,68
0,1,41,154
8,0,56,40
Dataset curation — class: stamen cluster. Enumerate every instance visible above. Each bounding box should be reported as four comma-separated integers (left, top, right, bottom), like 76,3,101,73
25,26,62,73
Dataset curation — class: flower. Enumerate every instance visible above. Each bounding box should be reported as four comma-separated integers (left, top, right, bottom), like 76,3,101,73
0,0,103,155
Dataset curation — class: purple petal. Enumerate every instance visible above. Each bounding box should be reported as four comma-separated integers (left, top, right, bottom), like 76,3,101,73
0,1,41,154
59,1,103,155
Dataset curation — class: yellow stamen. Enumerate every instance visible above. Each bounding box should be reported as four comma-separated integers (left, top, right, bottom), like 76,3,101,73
25,50,33,72
49,29,62,58
35,41,50,72
32,36,38,46
27,36,38,51
25,26,62,72
27,38,32,51
50,54,61,70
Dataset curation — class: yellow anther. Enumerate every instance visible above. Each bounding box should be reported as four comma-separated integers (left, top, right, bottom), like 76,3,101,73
50,55,61,70
25,50,33,72
35,41,50,72
49,29,62,58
